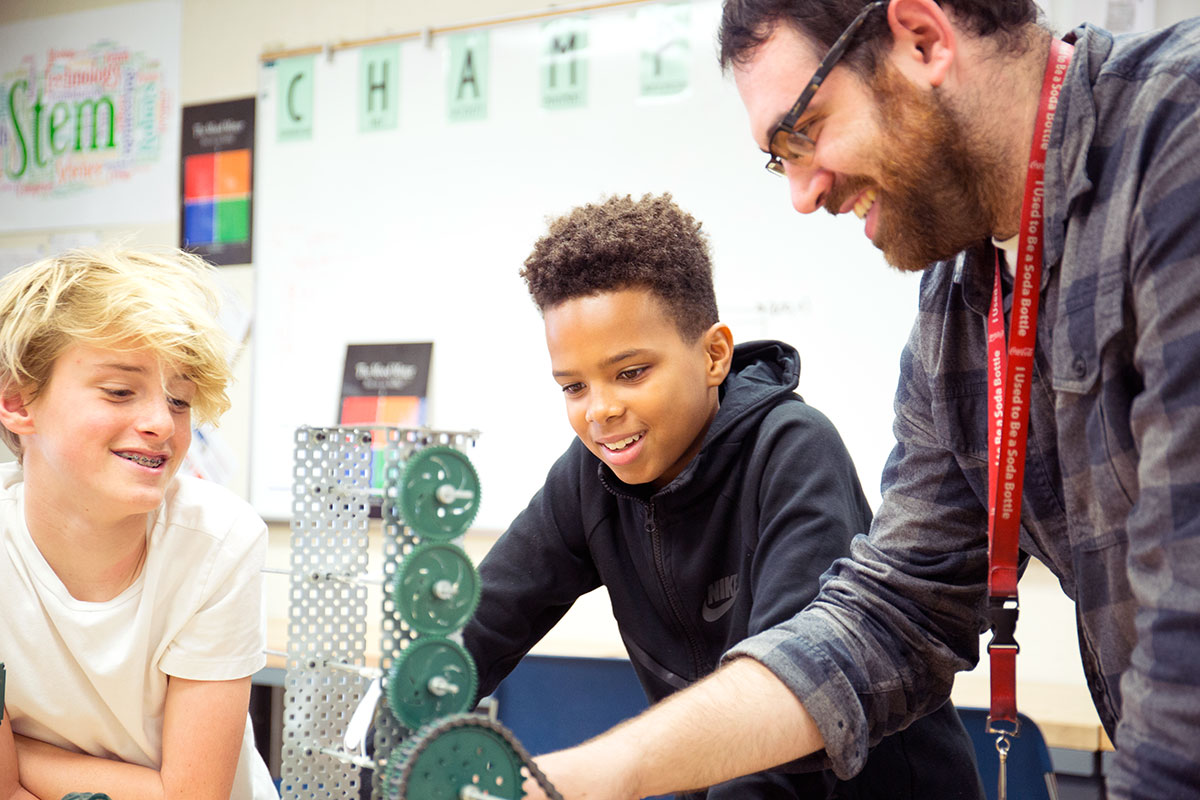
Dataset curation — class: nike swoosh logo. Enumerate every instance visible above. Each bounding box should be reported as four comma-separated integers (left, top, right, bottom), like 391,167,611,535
702,596,736,622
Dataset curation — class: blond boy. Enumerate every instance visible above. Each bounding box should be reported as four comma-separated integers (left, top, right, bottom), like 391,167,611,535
0,249,275,800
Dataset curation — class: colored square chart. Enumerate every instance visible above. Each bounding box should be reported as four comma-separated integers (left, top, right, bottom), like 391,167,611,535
339,395,424,428
339,394,426,492
182,148,251,247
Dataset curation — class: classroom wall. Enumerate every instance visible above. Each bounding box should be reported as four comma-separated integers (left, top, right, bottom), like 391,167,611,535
3,0,1199,503
0,0,555,497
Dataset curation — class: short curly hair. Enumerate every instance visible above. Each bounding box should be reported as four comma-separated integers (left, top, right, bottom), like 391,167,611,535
520,193,719,342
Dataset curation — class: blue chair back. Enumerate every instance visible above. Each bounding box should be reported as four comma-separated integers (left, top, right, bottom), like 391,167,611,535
489,654,649,755
956,706,1059,800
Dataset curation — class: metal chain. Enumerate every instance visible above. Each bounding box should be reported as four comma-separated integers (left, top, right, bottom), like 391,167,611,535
387,713,565,800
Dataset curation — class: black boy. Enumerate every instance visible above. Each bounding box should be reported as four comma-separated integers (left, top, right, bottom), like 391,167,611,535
463,193,982,799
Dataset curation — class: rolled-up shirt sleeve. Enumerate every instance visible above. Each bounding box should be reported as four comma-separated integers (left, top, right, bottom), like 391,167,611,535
725,329,990,779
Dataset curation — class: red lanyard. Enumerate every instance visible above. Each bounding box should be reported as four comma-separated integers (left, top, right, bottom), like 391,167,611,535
985,38,1073,733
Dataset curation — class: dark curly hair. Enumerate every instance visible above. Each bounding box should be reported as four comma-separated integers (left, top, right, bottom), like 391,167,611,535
520,193,719,342
718,0,1041,76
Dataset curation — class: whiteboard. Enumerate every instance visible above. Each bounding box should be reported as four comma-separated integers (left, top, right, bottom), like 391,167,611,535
251,0,921,526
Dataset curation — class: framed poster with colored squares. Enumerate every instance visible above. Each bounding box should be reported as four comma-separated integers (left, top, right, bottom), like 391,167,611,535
180,97,254,265
339,342,432,513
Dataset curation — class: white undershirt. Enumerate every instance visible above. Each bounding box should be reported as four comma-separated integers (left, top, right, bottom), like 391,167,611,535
993,234,1020,276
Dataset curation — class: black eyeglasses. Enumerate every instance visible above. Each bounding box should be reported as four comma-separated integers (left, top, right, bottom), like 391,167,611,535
766,0,887,176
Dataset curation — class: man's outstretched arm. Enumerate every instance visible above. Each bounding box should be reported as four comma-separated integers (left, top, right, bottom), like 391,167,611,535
523,657,823,800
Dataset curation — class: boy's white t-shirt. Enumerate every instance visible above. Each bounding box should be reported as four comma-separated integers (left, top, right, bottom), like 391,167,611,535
0,462,278,800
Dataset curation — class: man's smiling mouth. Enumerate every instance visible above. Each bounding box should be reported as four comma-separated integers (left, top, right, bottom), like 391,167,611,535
853,188,878,219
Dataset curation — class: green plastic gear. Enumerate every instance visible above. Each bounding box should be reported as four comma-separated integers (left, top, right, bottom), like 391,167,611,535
393,542,482,636
382,715,527,800
399,446,481,540
386,637,478,730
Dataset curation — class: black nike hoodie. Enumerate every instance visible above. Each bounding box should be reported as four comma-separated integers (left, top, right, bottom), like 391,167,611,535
463,340,984,799
464,339,870,700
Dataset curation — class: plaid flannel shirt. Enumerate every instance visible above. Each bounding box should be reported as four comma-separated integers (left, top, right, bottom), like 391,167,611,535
728,21,1200,799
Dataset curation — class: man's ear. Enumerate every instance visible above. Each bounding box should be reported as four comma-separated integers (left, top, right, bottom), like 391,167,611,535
703,323,735,387
0,387,36,437
885,0,956,87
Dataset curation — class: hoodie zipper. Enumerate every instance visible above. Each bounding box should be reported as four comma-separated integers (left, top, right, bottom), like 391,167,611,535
646,501,706,678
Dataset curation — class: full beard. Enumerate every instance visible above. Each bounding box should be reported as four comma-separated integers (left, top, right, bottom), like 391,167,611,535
829,63,1005,273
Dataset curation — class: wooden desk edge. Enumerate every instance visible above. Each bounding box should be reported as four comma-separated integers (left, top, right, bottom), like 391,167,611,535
258,653,1114,753
263,530,1113,753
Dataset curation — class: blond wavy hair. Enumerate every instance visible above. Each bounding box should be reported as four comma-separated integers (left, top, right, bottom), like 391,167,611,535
0,247,234,457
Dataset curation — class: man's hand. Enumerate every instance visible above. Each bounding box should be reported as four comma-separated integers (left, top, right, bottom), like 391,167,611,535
521,743,640,800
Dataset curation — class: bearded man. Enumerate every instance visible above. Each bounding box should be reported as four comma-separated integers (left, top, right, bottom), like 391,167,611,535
522,2,1200,799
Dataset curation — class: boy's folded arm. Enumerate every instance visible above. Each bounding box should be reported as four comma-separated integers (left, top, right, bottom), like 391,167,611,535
14,676,251,800
2,707,37,800
14,735,162,800
159,675,251,800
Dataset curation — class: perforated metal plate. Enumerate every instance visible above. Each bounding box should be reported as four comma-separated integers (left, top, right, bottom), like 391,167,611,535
281,428,374,800
279,426,480,800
